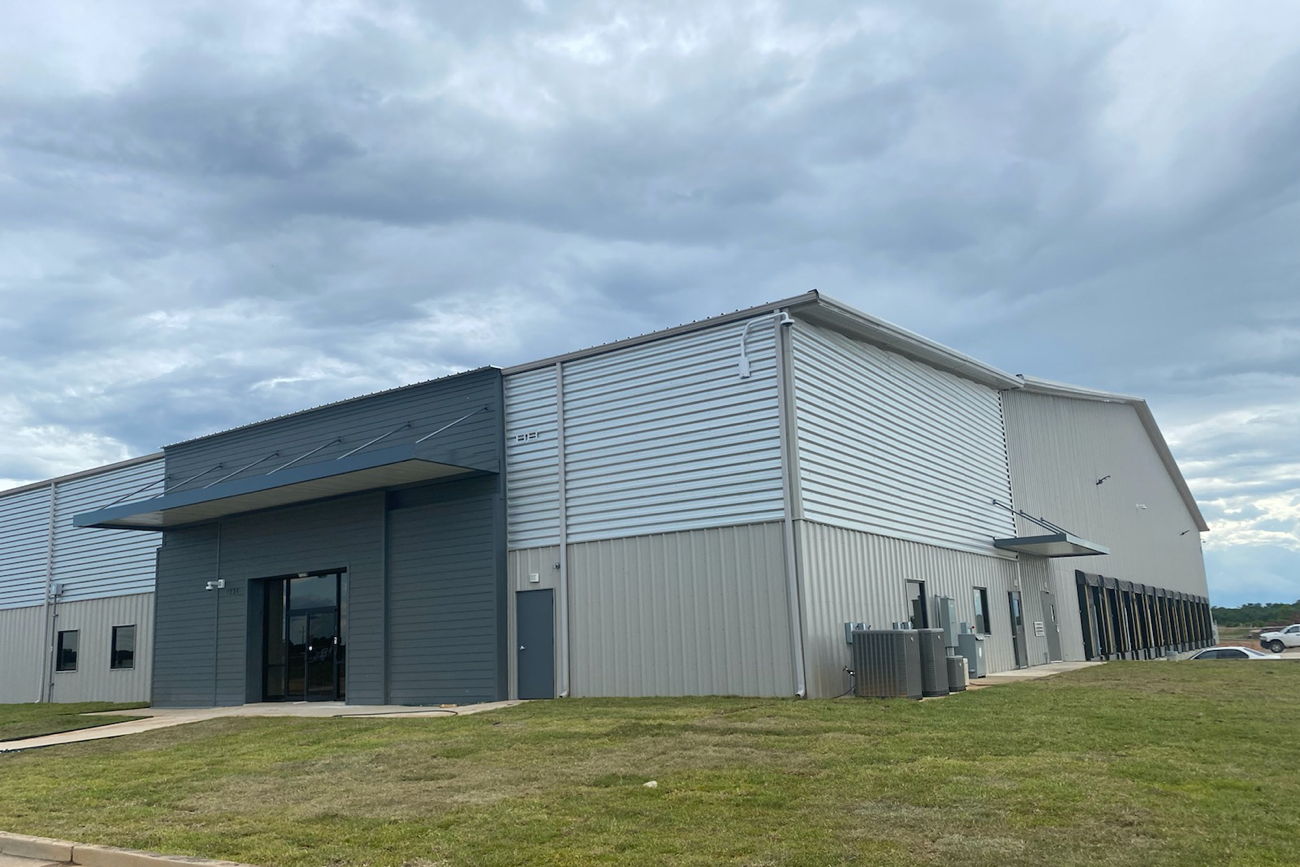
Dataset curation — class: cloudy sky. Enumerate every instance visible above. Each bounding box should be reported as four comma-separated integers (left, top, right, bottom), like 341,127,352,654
2,1,1296,606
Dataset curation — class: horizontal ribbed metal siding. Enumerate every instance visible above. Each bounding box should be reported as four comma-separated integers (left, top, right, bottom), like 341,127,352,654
0,486,50,610
0,603,45,702
791,323,1016,555
561,319,785,543
566,522,793,697
504,366,560,548
797,520,1029,697
47,592,155,703
52,458,164,602
1001,391,1210,598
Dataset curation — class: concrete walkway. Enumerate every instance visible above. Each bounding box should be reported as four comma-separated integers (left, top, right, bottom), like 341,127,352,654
0,700,522,753
965,659,1103,688
0,855,60,867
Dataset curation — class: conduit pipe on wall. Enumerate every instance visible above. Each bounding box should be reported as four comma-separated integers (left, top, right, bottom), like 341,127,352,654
555,360,571,698
770,311,807,698
40,481,57,702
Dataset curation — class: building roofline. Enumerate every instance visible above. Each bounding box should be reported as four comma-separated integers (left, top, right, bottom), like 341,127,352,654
1015,375,1210,533
0,452,164,500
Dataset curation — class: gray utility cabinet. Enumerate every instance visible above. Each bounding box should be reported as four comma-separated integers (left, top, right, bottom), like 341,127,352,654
852,629,922,700
957,632,987,678
917,628,950,697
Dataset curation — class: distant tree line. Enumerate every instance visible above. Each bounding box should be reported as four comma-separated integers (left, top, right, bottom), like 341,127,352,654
1212,601,1300,627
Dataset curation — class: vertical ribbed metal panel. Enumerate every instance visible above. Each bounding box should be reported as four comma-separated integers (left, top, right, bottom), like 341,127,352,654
52,458,164,602
797,520,1025,697
46,593,154,703
791,322,1016,554
561,320,785,543
506,546,561,699
0,486,50,610
504,366,561,548
0,603,45,702
566,522,792,697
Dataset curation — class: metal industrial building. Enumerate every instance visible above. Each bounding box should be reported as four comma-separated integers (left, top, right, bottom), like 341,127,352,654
0,292,1213,705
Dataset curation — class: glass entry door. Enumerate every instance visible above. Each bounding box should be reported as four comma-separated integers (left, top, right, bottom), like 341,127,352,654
264,571,347,701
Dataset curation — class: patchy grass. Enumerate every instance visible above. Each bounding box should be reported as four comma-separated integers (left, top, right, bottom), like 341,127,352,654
0,702,147,743
1,664,1298,866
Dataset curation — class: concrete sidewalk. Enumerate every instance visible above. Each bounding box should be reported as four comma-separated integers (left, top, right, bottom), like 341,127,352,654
0,700,522,753
965,659,1103,688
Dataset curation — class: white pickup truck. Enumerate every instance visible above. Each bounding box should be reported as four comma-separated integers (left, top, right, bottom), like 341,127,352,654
1260,625,1300,653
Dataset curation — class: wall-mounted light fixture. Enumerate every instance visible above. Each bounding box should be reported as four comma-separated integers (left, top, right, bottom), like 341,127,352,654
205,579,225,591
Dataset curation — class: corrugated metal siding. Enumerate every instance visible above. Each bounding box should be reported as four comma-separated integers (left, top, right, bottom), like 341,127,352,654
0,486,50,610
791,322,1017,555
52,458,164,601
164,369,501,494
1002,391,1210,598
0,603,45,702
561,318,785,543
387,476,505,705
47,593,154,703
566,522,793,697
504,366,560,548
506,546,561,700
797,520,1029,697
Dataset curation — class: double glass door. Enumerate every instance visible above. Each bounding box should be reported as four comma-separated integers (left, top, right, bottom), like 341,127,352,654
264,572,347,701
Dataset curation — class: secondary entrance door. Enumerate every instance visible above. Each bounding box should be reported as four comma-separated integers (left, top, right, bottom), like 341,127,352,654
1041,589,1063,662
1008,591,1028,669
264,571,347,701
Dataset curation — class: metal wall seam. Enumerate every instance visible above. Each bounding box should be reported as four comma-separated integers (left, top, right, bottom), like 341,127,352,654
555,360,571,698
791,321,1017,555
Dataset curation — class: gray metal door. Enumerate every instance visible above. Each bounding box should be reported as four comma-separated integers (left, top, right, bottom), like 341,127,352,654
1008,591,1028,669
516,589,555,700
1041,589,1063,662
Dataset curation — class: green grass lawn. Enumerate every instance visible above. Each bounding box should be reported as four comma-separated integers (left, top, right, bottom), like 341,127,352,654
2,663,1298,867
0,702,147,743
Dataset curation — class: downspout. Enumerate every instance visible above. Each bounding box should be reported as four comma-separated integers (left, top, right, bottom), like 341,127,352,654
41,481,57,702
770,311,807,698
556,360,571,698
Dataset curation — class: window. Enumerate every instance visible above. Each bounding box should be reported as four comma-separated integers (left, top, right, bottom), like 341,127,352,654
973,588,990,634
56,630,79,672
906,580,928,628
111,625,136,670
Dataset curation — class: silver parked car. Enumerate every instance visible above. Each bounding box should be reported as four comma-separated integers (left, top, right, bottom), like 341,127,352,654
1187,646,1275,660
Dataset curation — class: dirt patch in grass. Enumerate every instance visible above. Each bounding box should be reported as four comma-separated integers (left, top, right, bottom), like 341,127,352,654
2,665,1299,866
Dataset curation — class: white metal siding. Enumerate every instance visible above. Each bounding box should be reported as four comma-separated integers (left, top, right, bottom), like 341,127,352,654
791,322,1016,555
0,486,50,610
797,520,1034,697
52,458,164,602
565,522,793,697
504,367,561,548
0,603,45,702
503,318,786,547
47,592,154,703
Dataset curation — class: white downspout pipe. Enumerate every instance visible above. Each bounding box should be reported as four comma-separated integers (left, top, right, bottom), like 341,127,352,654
770,311,807,698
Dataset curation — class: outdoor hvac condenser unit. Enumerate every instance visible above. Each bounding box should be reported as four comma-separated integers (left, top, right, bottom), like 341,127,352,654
946,655,969,692
917,628,950,697
957,632,987,678
851,629,922,700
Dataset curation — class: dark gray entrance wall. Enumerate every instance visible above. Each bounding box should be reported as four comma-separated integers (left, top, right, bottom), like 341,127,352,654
153,525,220,707
164,368,502,494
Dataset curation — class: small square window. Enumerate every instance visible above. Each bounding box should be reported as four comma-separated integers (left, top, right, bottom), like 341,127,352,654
973,588,991,635
111,625,136,670
56,630,79,672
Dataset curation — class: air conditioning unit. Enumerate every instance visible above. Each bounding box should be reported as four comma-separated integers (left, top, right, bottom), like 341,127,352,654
946,656,969,692
917,628,950,697
851,629,922,700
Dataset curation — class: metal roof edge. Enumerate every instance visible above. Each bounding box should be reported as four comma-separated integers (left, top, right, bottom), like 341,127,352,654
1013,375,1210,534
501,292,822,375
796,294,1025,390
0,452,165,500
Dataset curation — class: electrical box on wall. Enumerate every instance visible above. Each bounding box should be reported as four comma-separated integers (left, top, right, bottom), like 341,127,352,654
528,572,541,584
843,622,868,644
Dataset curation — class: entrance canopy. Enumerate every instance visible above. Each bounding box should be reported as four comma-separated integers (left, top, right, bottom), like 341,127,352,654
993,532,1110,558
74,441,496,530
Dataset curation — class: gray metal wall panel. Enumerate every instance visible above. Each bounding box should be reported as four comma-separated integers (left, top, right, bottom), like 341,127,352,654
791,322,1017,555
153,525,220,707
0,486,50,610
51,458,164,601
165,369,501,494
504,367,560,548
503,319,786,548
797,520,1029,698
565,522,793,697
0,604,45,702
387,476,504,704
45,593,154,703
1001,391,1211,599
